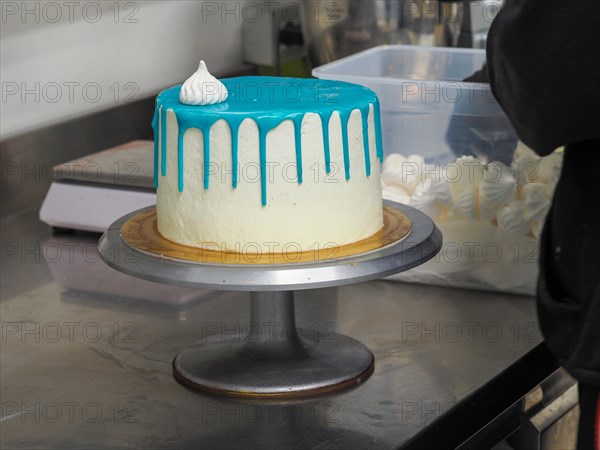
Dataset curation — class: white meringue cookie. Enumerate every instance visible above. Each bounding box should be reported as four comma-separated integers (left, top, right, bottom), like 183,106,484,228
381,169,407,189
530,220,545,239
447,156,484,201
409,180,440,218
403,154,425,193
537,151,563,186
382,153,408,173
382,153,424,194
479,162,516,216
180,60,228,106
409,194,440,219
521,183,551,223
513,141,539,163
423,163,443,182
497,201,530,236
454,185,477,219
478,195,496,221
429,179,453,206
381,154,410,190
383,184,411,205
513,142,540,186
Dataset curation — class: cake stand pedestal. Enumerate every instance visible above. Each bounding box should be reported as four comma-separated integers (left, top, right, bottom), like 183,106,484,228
98,201,442,398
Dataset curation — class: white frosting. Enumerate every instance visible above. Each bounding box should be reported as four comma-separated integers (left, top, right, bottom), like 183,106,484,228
157,108,383,251
179,61,228,106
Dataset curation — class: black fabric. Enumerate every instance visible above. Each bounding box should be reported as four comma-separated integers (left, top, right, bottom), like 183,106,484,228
484,0,600,387
577,383,600,450
536,141,600,386
486,0,600,156
463,64,489,84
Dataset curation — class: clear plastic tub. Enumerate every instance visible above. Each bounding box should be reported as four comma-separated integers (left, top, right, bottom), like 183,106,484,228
313,45,516,163
314,45,563,295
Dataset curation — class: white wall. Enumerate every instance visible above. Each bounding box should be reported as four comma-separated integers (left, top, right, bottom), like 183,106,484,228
1,0,250,138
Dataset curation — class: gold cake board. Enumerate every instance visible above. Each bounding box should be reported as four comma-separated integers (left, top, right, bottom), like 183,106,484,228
120,205,412,265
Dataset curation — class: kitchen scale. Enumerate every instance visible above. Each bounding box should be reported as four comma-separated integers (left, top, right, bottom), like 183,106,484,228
98,201,442,398
40,140,156,232
40,140,215,307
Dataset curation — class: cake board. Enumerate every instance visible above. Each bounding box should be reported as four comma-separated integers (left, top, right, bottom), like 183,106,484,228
98,201,442,398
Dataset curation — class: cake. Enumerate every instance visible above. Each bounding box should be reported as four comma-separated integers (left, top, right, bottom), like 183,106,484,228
152,61,384,253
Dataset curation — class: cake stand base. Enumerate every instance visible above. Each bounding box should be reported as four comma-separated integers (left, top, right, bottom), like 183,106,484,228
172,291,374,397
99,202,442,399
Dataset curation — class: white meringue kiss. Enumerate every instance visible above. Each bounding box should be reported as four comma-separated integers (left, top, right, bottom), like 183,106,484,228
382,184,411,205
454,185,477,219
512,142,540,186
497,201,530,236
537,151,563,186
382,153,424,194
409,179,443,218
521,183,551,223
180,60,228,106
428,179,453,206
479,161,517,209
448,155,484,202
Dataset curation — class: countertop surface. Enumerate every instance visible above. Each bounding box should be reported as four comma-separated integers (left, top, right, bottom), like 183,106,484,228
0,210,553,449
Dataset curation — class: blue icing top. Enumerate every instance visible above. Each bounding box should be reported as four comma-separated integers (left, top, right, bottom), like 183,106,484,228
152,76,384,206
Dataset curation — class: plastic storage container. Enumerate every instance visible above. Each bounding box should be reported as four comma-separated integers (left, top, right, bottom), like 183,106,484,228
314,45,563,295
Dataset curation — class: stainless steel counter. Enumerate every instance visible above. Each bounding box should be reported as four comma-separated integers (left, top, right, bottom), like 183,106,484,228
0,209,558,449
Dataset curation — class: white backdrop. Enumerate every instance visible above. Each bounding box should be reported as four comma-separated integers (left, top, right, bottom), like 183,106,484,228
1,0,250,138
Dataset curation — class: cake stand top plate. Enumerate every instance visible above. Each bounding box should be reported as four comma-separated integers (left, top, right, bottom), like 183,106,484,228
98,201,442,291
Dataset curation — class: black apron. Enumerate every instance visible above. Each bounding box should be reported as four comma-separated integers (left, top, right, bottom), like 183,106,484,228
486,0,600,385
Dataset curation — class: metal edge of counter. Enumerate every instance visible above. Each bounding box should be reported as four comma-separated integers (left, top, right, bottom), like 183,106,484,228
401,343,560,450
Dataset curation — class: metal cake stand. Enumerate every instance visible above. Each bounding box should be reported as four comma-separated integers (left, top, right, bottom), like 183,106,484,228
98,201,442,398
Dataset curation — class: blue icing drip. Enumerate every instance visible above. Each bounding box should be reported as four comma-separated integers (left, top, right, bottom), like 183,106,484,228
318,112,332,174
151,107,159,188
160,106,167,177
174,113,219,191
226,117,244,189
373,99,384,162
257,124,268,206
177,128,185,192
338,110,351,180
154,77,381,203
292,115,303,183
360,105,371,177
202,127,210,189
